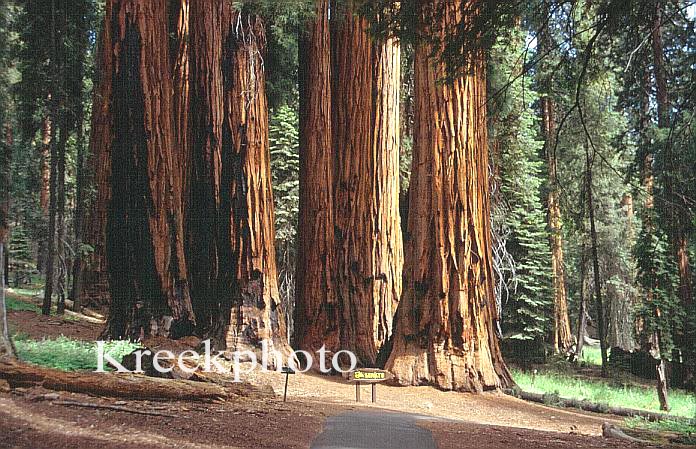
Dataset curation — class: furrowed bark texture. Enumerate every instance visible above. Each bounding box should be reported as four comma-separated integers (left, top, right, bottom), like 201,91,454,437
332,5,403,366
104,0,194,339
186,0,231,341
539,11,573,354
294,0,340,357
186,2,291,358
385,0,511,391
224,14,291,358
171,0,189,199
79,28,113,309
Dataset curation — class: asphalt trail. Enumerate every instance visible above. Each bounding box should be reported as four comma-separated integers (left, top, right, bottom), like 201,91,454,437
310,411,438,449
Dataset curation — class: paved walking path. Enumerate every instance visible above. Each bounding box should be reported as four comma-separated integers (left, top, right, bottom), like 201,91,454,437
310,410,438,449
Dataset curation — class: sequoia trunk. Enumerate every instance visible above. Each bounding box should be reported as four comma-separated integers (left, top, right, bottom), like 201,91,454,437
294,0,340,358
78,27,113,310
103,0,195,339
224,13,291,359
185,2,292,358
385,0,512,391
332,3,402,366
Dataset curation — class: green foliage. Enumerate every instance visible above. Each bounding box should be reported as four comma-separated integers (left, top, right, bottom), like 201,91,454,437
634,221,683,356
490,26,553,349
8,224,31,261
269,105,299,246
14,335,140,371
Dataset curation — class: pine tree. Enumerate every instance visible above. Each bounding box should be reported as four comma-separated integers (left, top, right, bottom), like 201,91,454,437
489,24,553,356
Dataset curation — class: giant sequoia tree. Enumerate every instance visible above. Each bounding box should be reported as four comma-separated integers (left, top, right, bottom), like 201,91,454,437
185,0,292,357
332,2,402,366
294,0,340,357
385,0,512,391
103,0,195,339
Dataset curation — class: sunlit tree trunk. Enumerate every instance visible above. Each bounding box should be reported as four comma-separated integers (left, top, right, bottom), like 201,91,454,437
385,0,511,391
294,0,340,358
224,13,291,359
332,2,402,366
102,0,195,339
539,7,573,354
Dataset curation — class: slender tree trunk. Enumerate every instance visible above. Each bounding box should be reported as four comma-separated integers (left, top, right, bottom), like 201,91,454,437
573,239,589,364
638,49,670,412
332,2,402,366
1,122,15,358
385,0,512,391
79,27,113,310
294,0,340,359
70,109,86,311
41,101,59,316
39,117,51,215
36,116,51,273
54,118,68,315
103,0,195,339
539,12,573,354
585,145,608,377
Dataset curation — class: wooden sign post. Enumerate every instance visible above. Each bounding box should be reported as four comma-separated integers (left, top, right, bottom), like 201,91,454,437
348,368,392,403
281,366,295,402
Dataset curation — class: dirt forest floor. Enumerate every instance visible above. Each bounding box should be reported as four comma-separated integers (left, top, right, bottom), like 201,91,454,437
0,300,683,448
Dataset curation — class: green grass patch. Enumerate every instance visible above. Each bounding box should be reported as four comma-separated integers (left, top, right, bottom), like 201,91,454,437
5,291,41,313
512,368,696,418
14,335,141,371
580,346,602,366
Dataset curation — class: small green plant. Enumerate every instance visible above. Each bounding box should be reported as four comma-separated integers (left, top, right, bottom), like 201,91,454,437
14,335,141,371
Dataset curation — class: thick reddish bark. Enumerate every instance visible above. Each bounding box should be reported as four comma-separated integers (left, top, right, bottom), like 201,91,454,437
79,27,113,309
185,2,291,358
224,14,291,359
294,0,340,358
170,0,189,197
332,4,402,366
103,0,194,339
385,0,511,391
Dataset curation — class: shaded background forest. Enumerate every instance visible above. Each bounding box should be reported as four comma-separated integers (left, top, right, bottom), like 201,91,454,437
0,0,695,408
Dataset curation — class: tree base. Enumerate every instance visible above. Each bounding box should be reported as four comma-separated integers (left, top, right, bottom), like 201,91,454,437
387,336,512,392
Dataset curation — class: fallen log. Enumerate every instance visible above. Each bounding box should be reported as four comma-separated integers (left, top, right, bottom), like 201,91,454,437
505,388,695,424
0,358,274,402
53,399,177,417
